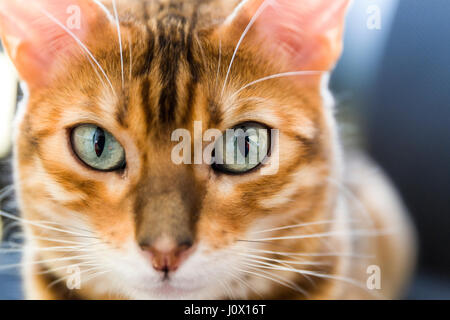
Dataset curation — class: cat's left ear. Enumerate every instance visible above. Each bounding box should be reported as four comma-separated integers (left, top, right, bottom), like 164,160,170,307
219,0,350,71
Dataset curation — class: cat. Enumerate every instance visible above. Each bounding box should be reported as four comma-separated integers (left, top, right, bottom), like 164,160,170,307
0,0,416,299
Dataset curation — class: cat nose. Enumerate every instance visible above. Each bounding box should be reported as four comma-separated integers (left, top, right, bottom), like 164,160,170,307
141,236,194,273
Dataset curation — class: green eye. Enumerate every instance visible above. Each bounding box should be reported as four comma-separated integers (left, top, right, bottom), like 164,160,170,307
213,122,270,174
71,125,126,171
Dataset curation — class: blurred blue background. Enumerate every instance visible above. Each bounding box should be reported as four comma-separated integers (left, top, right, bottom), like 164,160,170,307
1,0,450,299
331,0,450,298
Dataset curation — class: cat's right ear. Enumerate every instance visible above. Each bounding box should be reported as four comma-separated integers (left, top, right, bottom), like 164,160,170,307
0,0,106,90
218,0,350,71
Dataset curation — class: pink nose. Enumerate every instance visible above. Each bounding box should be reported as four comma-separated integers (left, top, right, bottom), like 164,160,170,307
142,237,194,273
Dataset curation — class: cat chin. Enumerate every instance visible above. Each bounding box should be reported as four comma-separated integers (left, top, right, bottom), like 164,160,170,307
123,283,222,300
98,264,227,300
106,267,230,300
82,274,213,300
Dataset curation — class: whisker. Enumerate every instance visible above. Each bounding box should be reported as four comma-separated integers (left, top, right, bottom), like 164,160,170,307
2,216,95,238
112,0,125,89
248,229,394,242
219,278,236,300
82,269,111,284
237,254,316,286
0,185,14,201
241,259,380,298
251,219,348,235
0,241,23,250
235,266,308,297
27,235,102,246
26,220,96,236
47,265,105,289
36,261,102,276
238,252,330,267
0,210,94,238
232,70,324,98
227,269,263,299
0,244,103,254
245,248,375,259
235,239,303,250
37,5,116,95
1,220,22,238
327,177,374,226
92,0,115,21
0,254,100,272
221,0,272,97
249,265,311,297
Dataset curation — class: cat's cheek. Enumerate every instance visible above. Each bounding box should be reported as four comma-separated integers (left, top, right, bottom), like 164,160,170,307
195,198,255,252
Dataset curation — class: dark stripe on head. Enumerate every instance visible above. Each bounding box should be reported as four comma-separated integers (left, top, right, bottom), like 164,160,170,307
157,16,186,124
135,3,155,77
181,7,202,125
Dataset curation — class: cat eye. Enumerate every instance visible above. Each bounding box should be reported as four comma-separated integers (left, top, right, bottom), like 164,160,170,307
70,125,126,172
212,122,270,174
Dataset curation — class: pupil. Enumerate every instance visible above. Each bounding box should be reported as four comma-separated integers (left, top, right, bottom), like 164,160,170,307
93,127,106,157
245,137,250,158
237,135,251,159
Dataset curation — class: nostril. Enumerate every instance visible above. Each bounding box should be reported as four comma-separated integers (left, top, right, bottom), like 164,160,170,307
151,251,173,272
142,238,195,273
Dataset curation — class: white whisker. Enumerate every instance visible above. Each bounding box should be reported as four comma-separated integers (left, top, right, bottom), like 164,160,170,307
0,185,14,201
328,177,374,226
0,210,94,238
232,70,324,98
249,229,393,242
38,6,116,95
251,219,345,235
92,0,115,21
47,265,105,289
0,245,99,254
37,261,102,276
0,254,100,272
112,0,125,89
221,0,272,97
218,278,235,300
227,269,263,299
245,248,375,259
235,266,308,297
82,269,111,284
238,252,330,267
27,235,102,246
241,259,381,298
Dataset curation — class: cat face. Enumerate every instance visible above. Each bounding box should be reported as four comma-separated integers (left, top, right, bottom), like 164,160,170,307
0,0,349,299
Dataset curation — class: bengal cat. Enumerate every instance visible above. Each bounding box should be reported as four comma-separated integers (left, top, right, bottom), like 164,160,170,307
0,0,416,299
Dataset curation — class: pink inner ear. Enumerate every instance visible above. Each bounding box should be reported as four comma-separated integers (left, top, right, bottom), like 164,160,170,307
0,0,100,88
227,0,350,71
